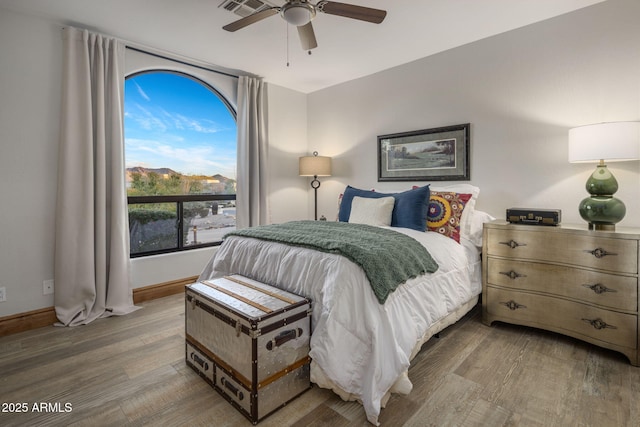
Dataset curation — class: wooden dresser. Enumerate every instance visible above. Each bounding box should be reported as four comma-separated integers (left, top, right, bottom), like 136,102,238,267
482,220,640,366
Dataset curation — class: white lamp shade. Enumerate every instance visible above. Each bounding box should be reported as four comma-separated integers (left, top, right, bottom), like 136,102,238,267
568,121,640,163
299,155,331,176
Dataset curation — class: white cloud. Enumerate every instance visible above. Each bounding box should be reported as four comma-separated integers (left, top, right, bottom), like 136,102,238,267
134,81,150,101
175,114,224,134
128,104,168,132
127,104,227,136
125,138,236,178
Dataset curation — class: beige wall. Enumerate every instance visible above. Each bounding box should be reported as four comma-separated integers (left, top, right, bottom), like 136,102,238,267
307,0,640,226
266,84,310,224
0,9,62,317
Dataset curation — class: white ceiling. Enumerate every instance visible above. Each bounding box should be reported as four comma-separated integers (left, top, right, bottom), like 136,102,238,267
0,0,605,93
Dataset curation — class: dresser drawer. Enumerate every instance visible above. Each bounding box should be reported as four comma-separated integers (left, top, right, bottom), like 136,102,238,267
486,287,637,350
487,258,638,312
486,228,638,274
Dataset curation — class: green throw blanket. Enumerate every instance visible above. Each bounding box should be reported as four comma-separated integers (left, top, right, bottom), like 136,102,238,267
225,221,439,304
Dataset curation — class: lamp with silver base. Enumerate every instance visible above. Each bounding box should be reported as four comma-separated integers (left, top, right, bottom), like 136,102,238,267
568,121,640,231
299,151,331,221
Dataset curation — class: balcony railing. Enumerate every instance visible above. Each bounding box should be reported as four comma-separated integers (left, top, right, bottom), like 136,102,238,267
128,194,236,257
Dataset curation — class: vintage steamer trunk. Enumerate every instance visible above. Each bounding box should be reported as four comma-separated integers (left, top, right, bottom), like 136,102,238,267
185,275,312,424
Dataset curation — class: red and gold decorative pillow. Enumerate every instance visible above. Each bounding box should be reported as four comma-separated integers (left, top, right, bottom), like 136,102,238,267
426,191,472,243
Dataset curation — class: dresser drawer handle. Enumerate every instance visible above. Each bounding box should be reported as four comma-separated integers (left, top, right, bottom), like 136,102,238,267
582,318,617,330
500,300,527,310
499,240,527,249
582,283,617,295
585,248,617,259
499,270,527,280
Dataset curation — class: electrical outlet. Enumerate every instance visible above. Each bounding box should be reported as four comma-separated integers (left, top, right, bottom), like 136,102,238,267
43,279,54,295
0,286,6,302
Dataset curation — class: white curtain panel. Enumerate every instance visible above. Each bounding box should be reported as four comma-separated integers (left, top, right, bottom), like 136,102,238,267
54,27,138,326
236,76,270,228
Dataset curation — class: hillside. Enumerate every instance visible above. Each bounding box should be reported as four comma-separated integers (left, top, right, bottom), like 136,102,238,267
126,167,235,184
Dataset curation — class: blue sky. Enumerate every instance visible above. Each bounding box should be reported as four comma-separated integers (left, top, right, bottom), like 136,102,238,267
124,72,237,179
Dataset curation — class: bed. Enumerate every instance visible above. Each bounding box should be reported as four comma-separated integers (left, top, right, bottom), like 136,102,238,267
198,184,492,425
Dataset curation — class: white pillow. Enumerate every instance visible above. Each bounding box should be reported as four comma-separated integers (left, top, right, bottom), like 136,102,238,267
348,196,395,226
466,210,495,247
431,184,480,238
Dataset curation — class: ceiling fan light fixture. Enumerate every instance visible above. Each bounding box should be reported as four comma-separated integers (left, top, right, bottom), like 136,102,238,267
281,2,315,26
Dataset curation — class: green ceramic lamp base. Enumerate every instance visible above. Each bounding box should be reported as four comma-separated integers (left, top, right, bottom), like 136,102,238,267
579,198,625,231
578,163,626,231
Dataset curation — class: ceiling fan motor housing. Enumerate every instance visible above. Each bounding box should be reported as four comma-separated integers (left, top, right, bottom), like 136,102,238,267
281,1,316,26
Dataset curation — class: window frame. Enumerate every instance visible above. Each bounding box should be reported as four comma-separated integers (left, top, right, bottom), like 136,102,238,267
128,194,236,258
124,69,238,258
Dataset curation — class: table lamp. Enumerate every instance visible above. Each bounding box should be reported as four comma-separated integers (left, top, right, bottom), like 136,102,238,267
299,151,331,220
568,121,640,230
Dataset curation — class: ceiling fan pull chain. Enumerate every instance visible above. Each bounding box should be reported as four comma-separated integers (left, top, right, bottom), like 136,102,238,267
286,21,290,67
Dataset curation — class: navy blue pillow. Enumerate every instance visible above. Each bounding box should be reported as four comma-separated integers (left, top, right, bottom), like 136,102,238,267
391,185,431,231
338,185,431,232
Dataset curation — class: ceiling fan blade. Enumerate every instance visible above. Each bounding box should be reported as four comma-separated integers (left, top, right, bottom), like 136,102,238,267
297,22,318,50
317,1,386,24
222,8,279,32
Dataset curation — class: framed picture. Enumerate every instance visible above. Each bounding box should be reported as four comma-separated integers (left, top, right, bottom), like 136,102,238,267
377,123,470,182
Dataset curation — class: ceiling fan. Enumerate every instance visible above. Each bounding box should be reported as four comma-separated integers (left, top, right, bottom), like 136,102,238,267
222,1,387,51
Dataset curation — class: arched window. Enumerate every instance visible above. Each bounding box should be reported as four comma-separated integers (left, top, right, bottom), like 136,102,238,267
125,71,237,257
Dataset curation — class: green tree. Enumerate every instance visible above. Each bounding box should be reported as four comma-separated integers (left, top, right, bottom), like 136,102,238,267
146,172,160,194
165,174,182,194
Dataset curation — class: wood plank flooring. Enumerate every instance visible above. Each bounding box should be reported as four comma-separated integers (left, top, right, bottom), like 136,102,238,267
0,293,638,426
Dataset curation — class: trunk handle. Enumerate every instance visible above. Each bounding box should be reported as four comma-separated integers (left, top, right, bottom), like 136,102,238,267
220,377,244,401
266,328,303,351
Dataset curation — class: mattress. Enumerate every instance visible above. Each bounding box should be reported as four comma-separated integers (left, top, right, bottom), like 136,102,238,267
198,225,482,425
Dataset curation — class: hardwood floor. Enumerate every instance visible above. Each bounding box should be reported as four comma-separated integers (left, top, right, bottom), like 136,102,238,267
1,293,638,426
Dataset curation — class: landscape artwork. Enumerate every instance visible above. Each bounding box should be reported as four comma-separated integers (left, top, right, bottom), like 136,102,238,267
377,124,470,181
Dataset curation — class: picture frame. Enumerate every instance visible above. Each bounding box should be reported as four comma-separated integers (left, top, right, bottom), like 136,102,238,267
377,123,470,182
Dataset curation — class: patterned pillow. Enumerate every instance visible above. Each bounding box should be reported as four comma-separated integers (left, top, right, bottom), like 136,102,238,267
431,184,479,239
427,191,472,243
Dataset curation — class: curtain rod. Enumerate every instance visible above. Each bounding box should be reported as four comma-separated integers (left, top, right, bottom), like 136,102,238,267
62,25,248,80
125,45,241,80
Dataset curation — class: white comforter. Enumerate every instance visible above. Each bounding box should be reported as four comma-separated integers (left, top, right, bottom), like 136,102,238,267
198,226,482,425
